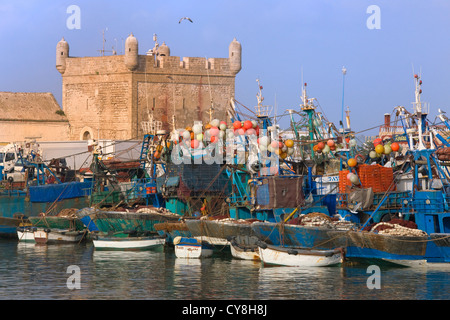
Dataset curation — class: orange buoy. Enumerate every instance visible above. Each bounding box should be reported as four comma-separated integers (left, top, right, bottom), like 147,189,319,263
391,142,400,152
373,138,382,146
191,139,199,149
317,142,325,150
348,158,357,167
243,120,253,130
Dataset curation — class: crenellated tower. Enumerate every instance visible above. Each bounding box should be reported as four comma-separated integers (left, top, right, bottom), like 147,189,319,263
56,37,69,74
229,38,242,74
57,33,242,141
124,33,139,71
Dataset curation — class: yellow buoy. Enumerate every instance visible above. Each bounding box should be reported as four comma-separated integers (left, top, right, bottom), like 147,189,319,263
285,139,294,148
375,144,384,154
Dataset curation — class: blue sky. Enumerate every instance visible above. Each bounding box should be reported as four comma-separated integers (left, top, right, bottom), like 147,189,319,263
1,0,450,136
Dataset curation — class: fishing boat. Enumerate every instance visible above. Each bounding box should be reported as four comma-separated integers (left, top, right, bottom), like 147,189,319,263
16,224,37,242
229,235,260,261
250,213,353,249
77,206,180,235
257,241,344,267
92,234,165,250
173,236,214,258
184,217,261,247
334,74,450,265
33,228,86,244
182,82,337,244
0,141,92,239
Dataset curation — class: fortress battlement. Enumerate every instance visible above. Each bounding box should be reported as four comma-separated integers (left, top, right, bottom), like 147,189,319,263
63,55,234,77
56,34,241,141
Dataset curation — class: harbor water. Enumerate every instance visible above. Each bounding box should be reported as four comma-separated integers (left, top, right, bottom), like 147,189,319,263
0,240,448,301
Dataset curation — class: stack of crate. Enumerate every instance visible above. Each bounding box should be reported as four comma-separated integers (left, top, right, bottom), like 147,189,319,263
339,170,352,193
357,164,382,192
379,165,396,191
339,164,395,193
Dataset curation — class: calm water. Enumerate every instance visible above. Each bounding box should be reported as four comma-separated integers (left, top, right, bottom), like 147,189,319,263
0,240,448,301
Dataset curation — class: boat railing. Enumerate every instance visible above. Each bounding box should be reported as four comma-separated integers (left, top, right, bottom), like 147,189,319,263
337,191,410,210
401,195,448,214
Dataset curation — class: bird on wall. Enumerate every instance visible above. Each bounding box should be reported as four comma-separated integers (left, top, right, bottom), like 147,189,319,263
179,17,193,24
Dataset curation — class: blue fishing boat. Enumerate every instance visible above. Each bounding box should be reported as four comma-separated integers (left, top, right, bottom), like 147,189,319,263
248,75,450,267
333,74,450,265
0,145,92,238
173,236,214,258
183,81,344,246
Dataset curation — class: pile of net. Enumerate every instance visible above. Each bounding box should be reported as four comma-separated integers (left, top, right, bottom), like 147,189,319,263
136,206,179,217
364,219,427,237
288,212,355,230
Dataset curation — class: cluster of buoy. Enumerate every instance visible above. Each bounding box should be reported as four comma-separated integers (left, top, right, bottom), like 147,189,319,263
368,138,400,159
167,119,296,160
313,139,336,154
313,137,358,155
232,120,260,136
256,136,295,159
170,119,229,148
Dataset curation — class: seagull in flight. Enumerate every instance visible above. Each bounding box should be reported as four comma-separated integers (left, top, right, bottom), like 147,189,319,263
179,17,193,24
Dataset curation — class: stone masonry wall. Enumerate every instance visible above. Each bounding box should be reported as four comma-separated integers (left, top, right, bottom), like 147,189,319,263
62,54,237,140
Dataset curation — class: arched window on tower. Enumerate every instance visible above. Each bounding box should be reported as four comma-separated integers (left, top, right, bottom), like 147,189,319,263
83,131,91,140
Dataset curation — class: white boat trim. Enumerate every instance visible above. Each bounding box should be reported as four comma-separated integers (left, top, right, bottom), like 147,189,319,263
93,236,165,249
17,230,36,242
230,242,260,261
258,244,343,267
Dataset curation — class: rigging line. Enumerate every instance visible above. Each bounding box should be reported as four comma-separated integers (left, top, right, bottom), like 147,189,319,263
235,110,258,121
233,99,257,115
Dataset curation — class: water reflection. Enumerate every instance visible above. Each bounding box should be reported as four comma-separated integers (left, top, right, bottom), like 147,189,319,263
258,265,344,299
0,241,448,300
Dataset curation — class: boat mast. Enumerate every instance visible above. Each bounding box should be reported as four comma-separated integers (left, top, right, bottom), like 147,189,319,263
300,82,316,159
413,74,427,150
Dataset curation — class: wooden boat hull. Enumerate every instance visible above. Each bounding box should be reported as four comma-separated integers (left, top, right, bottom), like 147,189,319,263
250,221,348,249
17,226,37,242
174,237,213,259
92,236,165,250
258,243,344,267
28,215,86,231
345,230,429,266
429,233,450,263
229,236,260,261
77,207,180,234
34,228,85,244
184,218,258,246
154,221,192,245
0,193,89,238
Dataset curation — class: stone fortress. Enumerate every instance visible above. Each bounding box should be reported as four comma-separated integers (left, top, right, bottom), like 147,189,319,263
56,33,242,141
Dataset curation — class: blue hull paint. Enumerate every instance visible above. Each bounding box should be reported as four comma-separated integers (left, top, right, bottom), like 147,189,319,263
156,229,192,245
250,222,348,249
0,183,91,238
28,181,92,202
345,246,425,262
